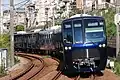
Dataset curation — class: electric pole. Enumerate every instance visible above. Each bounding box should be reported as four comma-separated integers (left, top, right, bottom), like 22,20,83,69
0,0,3,34
52,7,55,27
116,0,120,57
10,0,14,67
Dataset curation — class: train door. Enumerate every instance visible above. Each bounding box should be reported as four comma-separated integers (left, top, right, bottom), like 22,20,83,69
62,20,73,70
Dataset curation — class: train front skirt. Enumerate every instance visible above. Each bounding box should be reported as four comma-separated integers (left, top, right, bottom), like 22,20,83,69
64,47,107,73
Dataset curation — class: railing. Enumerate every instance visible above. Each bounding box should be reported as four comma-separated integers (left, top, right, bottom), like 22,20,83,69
84,2,116,13
107,36,116,48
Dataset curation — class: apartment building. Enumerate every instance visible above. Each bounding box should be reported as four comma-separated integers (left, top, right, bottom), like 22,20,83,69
3,8,25,32
25,0,60,30
76,0,116,10
25,0,117,30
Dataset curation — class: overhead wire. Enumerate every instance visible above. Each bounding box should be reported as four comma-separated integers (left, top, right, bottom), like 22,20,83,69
0,0,31,12
15,0,31,9
1,0,30,7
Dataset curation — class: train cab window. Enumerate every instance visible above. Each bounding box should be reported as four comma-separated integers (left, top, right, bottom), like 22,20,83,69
84,19,105,43
63,21,73,43
73,20,83,43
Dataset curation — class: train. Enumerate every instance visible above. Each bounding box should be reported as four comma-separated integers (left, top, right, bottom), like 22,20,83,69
14,14,107,73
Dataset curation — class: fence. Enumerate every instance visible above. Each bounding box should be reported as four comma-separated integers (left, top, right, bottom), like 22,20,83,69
107,36,116,57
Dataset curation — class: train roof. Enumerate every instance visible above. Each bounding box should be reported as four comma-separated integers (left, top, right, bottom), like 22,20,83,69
63,14,104,22
14,31,32,35
32,29,42,33
39,25,61,34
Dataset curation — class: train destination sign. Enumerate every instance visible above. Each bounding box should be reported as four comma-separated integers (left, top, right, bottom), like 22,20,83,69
88,22,98,26
74,23,82,27
65,24,71,28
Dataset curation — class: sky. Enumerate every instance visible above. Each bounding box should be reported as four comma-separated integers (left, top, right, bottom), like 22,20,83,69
2,0,31,10
3,0,26,4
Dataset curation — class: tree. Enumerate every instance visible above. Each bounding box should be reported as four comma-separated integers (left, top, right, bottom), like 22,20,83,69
15,25,24,31
0,34,10,48
102,8,116,37
91,8,116,37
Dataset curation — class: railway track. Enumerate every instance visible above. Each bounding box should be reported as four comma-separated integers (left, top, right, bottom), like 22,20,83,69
7,53,45,80
13,54,103,80
72,73,99,80
16,53,45,80
51,57,63,80
74,75,81,80
51,71,62,80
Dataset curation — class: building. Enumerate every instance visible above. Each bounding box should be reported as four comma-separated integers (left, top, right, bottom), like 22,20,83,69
25,0,60,30
76,0,116,12
3,8,25,32
25,0,117,31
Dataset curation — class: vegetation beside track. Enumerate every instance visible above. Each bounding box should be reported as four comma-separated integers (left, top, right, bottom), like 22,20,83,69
91,8,116,37
114,59,120,75
0,34,20,75
0,34,9,75
107,57,120,76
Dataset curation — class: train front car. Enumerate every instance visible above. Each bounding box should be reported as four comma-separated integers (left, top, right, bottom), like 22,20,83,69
62,15,107,73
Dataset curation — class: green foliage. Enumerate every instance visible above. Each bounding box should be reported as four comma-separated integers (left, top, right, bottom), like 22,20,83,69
102,8,116,37
0,65,6,77
0,34,10,48
89,8,116,37
16,25,24,31
14,56,20,64
114,60,120,75
0,34,9,76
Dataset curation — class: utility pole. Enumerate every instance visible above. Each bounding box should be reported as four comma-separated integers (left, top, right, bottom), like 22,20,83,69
24,6,28,31
29,5,31,28
0,0,3,34
116,0,120,57
45,8,49,29
10,0,14,67
52,7,55,27
0,0,3,48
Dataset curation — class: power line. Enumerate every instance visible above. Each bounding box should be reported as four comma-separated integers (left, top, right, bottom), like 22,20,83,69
15,0,30,9
14,0,29,6
0,0,30,6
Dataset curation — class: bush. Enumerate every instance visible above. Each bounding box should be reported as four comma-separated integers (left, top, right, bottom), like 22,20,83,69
0,64,6,75
14,56,20,64
103,8,116,37
0,34,10,48
91,8,116,37
15,25,24,31
114,60,120,75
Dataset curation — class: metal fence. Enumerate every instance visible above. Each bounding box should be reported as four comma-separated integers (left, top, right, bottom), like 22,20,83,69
107,36,116,57
0,48,8,71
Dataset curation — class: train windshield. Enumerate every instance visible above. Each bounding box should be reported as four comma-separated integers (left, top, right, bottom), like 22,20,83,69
73,20,83,43
63,21,73,43
84,19,105,43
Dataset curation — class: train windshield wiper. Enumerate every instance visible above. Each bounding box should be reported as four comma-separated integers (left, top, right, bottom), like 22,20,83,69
85,39,96,45
63,38,72,43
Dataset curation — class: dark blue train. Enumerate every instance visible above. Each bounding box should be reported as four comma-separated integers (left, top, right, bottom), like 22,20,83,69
14,14,107,73
62,14,107,73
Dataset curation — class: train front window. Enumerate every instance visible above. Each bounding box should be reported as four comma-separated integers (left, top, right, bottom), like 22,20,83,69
84,19,105,43
63,21,73,43
73,20,83,43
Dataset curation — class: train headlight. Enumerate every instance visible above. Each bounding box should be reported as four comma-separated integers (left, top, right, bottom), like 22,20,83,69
73,62,75,64
68,47,71,50
102,44,106,47
99,44,102,47
65,47,68,50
